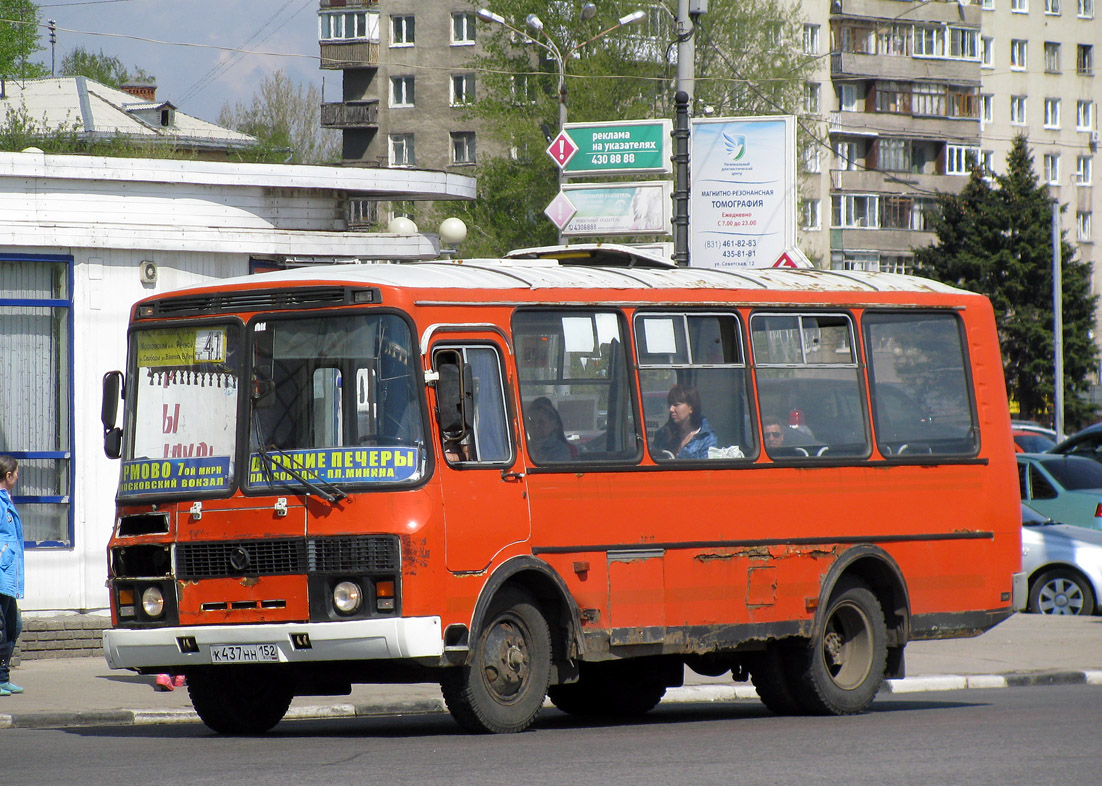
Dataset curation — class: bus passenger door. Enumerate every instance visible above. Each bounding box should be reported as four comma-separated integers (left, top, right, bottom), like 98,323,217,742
431,340,531,573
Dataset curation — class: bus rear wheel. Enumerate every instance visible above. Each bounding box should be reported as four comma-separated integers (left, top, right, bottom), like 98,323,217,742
749,644,806,715
441,587,552,734
784,578,887,715
187,666,293,734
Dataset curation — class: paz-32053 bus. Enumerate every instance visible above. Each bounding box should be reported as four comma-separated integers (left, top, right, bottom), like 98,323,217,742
100,246,1022,734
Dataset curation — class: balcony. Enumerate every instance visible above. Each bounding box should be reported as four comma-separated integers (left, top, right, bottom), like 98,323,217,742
320,40,380,69
831,0,980,24
319,0,378,8
320,100,379,129
831,52,980,85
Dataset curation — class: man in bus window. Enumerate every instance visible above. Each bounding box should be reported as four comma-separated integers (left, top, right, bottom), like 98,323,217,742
652,384,717,459
763,416,785,450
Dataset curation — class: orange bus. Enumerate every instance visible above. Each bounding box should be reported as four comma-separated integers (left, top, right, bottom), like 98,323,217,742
100,246,1022,734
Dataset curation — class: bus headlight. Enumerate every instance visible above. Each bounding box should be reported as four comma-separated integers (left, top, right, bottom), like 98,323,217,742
141,586,165,618
333,581,363,614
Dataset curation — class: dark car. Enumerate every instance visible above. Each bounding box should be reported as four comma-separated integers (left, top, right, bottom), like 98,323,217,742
1048,422,1102,463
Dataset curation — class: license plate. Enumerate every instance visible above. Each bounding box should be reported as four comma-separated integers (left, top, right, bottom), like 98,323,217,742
209,643,280,663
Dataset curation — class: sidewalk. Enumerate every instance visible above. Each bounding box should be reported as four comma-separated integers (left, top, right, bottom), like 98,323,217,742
3,613,1101,730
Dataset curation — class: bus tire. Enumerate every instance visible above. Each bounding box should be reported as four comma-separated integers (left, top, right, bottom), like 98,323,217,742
785,578,887,715
441,587,552,734
749,644,807,715
548,661,666,717
1029,568,1096,615
187,666,293,734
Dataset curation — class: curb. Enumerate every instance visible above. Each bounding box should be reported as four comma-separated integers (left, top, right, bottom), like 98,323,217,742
2,670,1100,731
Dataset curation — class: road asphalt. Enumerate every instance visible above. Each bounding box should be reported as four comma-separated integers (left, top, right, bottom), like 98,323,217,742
2,612,1100,730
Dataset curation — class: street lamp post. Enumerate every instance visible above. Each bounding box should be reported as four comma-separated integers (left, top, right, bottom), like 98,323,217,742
476,7,646,138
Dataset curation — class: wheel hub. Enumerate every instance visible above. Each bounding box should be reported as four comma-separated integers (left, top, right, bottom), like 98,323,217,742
482,620,530,700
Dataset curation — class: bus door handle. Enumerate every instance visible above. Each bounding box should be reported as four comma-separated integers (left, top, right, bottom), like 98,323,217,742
500,469,525,483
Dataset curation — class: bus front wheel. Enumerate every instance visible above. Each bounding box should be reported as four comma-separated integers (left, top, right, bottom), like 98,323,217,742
441,587,552,734
187,666,293,734
785,578,887,715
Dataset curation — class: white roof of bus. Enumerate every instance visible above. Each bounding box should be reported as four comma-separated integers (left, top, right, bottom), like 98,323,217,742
232,257,968,295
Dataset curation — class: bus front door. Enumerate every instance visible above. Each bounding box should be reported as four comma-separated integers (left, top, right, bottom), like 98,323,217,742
431,338,531,573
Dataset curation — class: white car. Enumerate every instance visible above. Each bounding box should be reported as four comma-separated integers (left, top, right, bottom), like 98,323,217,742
1021,503,1102,615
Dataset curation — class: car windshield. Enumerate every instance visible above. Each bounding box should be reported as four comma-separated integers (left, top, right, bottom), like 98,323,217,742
1015,434,1056,452
1041,456,1102,490
1021,503,1051,526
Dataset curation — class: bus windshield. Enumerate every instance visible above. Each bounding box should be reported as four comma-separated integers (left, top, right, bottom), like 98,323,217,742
120,322,244,497
246,312,425,492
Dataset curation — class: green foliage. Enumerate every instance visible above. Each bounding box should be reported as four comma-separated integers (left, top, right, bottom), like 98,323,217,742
458,0,815,256
914,135,1098,426
0,0,45,78
58,47,151,89
217,70,340,165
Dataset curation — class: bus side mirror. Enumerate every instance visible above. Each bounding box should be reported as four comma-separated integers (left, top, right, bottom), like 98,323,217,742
102,371,124,459
435,354,473,442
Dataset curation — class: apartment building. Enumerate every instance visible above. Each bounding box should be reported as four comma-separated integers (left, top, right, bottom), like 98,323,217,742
319,0,495,172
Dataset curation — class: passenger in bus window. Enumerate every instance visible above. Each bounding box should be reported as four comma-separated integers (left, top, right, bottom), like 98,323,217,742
526,397,572,462
652,384,717,460
763,417,786,450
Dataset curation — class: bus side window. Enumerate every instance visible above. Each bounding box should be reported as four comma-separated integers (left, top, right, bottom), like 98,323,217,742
433,346,511,465
863,311,978,458
635,312,755,462
513,310,639,463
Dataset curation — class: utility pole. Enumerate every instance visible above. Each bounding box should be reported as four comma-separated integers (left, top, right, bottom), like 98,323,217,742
1052,198,1064,438
49,20,57,77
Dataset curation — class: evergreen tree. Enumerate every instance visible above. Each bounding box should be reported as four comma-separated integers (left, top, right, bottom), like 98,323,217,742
914,135,1097,426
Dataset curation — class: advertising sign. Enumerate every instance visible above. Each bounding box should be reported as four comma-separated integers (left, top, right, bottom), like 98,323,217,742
248,448,420,486
689,116,796,268
555,181,671,237
554,119,672,177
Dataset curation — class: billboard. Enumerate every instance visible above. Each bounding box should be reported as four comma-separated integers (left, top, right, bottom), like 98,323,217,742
550,181,672,237
689,116,796,268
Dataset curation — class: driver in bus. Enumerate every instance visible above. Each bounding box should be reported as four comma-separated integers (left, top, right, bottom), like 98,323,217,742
525,397,572,462
652,384,717,460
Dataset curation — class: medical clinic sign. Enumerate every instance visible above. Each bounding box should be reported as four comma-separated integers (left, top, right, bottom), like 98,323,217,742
689,116,796,269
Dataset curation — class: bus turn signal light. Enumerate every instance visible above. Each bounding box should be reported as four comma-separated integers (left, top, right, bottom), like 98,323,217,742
377,580,395,611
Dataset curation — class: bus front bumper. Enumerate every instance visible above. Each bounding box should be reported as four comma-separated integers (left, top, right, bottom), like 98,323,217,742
102,616,443,670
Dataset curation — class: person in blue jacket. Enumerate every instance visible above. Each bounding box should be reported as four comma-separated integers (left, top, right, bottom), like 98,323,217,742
652,384,717,460
0,455,24,697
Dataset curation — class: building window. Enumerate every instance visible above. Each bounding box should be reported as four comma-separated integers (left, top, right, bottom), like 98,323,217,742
1011,95,1027,125
1078,44,1095,75
1044,153,1061,183
803,24,820,54
1044,97,1061,128
1044,42,1061,72
980,150,995,174
879,138,912,172
390,76,414,107
451,132,476,165
1077,211,1092,241
391,15,415,46
1080,0,1095,17
1078,100,1095,130
839,84,858,112
875,81,910,114
831,251,881,271
452,12,476,44
0,256,72,546
947,145,980,175
1076,155,1093,185
1010,39,1027,70
1011,0,1028,11
983,0,996,7
879,255,914,275
949,27,980,60
804,82,820,114
982,94,994,125
913,25,945,58
389,134,415,167
832,194,879,228
840,23,875,54
451,73,475,106
836,139,864,171
803,144,821,173
913,83,946,117
948,86,979,118
981,36,994,67
512,74,536,104
319,10,378,41
801,199,821,230
1046,0,1061,12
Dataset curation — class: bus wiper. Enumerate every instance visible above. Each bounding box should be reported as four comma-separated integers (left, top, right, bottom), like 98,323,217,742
253,443,348,503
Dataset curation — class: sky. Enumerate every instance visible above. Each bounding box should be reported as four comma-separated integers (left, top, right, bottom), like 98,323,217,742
32,0,326,123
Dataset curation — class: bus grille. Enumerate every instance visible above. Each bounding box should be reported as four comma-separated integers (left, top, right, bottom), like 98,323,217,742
176,539,306,579
174,536,398,579
308,536,400,573
146,287,373,317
